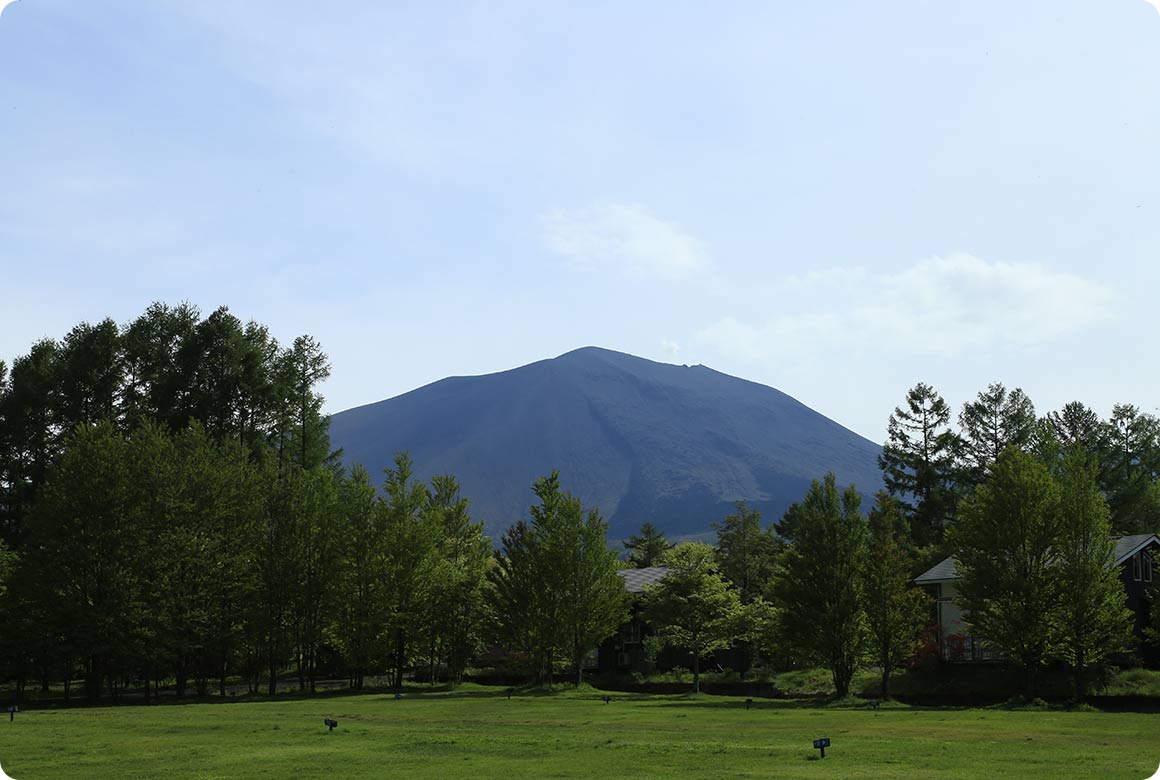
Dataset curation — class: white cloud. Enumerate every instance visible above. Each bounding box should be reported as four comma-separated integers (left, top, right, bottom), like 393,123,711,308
543,203,711,281
660,339,681,358
696,253,1113,361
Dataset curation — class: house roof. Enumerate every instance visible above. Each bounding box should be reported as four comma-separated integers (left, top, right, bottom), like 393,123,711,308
1112,534,1160,565
914,534,1160,584
915,556,960,584
618,566,668,593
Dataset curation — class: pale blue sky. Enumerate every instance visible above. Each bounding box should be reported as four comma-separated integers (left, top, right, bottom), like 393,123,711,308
2,1,1159,441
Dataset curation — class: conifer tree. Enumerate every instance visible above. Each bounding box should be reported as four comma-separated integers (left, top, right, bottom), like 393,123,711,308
623,521,672,568
878,383,962,553
958,383,1036,485
713,501,780,603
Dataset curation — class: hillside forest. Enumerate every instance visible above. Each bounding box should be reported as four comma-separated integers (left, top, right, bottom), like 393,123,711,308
0,304,1157,703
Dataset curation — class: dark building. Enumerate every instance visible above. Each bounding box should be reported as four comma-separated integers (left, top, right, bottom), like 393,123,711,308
596,567,668,674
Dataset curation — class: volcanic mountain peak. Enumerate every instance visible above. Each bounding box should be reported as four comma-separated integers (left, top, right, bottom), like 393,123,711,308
328,348,882,538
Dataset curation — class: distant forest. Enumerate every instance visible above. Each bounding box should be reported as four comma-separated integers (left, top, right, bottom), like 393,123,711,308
0,303,1157,704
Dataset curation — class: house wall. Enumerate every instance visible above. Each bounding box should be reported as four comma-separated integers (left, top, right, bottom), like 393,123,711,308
930,580,999,662
1120,549,1155,649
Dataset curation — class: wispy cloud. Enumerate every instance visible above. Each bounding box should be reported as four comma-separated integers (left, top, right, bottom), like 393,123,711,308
543,203,711,281
696,254,1113,361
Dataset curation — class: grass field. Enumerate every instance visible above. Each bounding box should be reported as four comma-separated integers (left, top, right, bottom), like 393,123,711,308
1,686,1157,779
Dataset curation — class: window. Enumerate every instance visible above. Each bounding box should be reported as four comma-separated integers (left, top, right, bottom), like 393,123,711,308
1145,552,1153,583
1133,553,1142,582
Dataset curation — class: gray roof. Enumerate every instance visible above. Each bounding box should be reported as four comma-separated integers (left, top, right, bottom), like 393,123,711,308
619,566,668,593
914,534,1160,584
915,556,959,583
1112,534,1160,565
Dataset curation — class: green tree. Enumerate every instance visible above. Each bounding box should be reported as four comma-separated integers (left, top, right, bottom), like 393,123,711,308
26,422,148,701
878,382,962,553
958,383,1036,485
1046,401,1102,455
560,504,630,686
622,521,672,568
1098,404,1160,535
0,536,14,597
277,335,334,472
1052,448,1134,700
53,318,123,434
951,447,1062,698
490,519,555,681
713,500,780,604
284,466,342,692
380,452,437,689
415,474,492,684
119,302,200,430
489,472,628,685
0,340,60,542
642,542,744,693
773,473,869,698
334,464,385,689
252,463,299,695
862,493,930,699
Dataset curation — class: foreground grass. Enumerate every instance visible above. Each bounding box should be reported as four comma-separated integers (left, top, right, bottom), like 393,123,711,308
0,686,1157,779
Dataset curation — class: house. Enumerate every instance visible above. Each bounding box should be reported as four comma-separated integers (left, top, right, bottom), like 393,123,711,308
915,534,1159,662
594,567,668,673
594,566,751,675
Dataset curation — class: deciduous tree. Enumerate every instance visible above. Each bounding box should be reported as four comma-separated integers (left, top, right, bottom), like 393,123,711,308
862,493,930,699
642,542,743,693
1052,448,1134,700
951,448,1062,698
773,474,869,698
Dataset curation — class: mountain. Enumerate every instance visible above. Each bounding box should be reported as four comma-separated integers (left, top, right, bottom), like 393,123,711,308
328,347,883,539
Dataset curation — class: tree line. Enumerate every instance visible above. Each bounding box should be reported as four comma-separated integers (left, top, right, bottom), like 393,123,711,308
879,382,1160,564
0,308,1155,703
618,380,1158,701
0,304,631,702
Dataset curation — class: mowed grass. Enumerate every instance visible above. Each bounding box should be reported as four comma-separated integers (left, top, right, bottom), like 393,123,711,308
1,687,1157,780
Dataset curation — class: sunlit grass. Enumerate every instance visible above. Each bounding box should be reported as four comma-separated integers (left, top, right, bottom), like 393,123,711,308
0,685,1156,779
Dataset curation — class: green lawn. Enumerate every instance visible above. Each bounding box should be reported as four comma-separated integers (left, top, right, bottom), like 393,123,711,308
0,687,1157,779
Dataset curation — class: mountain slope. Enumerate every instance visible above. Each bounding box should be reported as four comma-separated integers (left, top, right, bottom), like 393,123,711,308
328,347,883,538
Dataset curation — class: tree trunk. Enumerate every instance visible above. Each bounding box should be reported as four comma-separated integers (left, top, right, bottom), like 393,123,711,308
881,665,890,700
394,628,406,691
85,657,101,703
268,652,278,696
834,661,852,698
693,654,701,694
1073,649,1087,702
1023,662,1038,700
